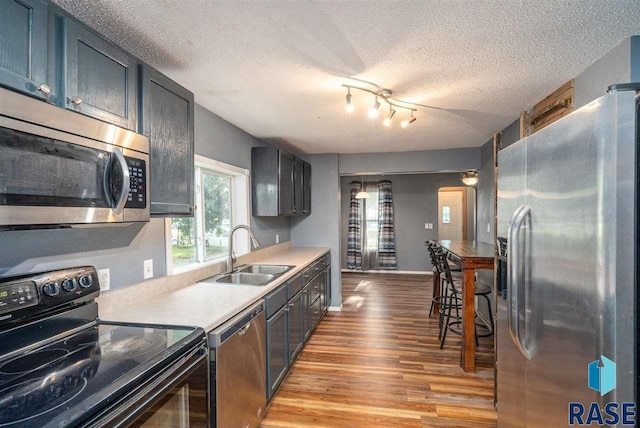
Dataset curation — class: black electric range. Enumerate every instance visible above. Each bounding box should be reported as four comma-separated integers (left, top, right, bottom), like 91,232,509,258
0,267,209,428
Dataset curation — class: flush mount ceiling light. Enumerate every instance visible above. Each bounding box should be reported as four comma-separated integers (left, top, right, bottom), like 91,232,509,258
343,84,418,129
461,171,479,186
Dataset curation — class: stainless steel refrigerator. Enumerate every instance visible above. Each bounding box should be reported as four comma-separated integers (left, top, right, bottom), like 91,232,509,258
496,85,638,426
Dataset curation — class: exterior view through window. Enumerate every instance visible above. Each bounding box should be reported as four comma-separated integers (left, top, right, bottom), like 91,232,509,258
170,158,247,271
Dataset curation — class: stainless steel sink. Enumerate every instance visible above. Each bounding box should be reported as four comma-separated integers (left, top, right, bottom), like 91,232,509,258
213,273,275,286
237,264,294,275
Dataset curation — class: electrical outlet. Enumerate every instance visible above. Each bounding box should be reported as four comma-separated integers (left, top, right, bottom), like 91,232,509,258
276,234,280,244
98,268,110,291
144,259,153,279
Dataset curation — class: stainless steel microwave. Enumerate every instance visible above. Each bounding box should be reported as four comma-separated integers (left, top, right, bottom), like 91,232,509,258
0,88,150,227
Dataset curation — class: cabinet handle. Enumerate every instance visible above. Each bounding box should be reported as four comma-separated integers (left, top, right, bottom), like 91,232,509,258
69,96,83,106
37,83,51,95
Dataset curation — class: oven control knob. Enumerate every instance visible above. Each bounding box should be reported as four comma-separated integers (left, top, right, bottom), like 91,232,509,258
43,282,60,297
78,275,93,288
61,278,78,292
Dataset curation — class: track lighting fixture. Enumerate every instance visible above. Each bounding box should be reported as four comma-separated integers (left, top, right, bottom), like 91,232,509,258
400,111,416,128
383,108,396,127
345,88,354,113
368,96,381,118
342,84,418,129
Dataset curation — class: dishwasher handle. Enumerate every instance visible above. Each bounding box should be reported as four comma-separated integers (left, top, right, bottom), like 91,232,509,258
209,300,265,348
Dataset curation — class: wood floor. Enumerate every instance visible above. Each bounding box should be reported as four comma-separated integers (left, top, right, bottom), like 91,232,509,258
261,272,496,427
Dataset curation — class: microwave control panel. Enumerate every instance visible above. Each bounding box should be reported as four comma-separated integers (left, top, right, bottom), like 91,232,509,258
125,157,147,209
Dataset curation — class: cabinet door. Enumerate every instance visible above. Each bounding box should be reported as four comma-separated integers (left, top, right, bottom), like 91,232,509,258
278,151,294,215
293,157,303,215
288,291,304,362
302,161,311,214
302,287,311,341
64,20,138,130
324,266,331,310
141,66,194,217
0,0,50,99
266,306,289,399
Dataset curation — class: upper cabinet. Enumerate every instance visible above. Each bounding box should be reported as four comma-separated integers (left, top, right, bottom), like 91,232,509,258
64,20,138,130
0,0,53,100
251,147,311,217
141,66,194,217
302,161,311,214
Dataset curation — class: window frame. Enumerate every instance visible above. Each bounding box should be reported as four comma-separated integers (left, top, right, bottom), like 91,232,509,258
165,156,250,275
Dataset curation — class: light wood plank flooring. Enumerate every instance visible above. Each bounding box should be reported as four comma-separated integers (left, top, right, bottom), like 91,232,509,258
261,272,496,427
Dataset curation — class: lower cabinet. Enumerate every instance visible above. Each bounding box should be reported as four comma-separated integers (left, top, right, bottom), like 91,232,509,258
264,252,331,401
288,289,304,362
266,305,288,400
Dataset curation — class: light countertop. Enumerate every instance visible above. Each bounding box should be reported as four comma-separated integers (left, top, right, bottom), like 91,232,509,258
98,246,330,332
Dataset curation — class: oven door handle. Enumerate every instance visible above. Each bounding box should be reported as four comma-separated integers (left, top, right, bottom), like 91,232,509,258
86,342,208,427
111,147,130,215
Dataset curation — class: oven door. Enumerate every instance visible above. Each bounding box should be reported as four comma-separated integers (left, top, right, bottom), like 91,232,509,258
87,342,209,428
0,116,149,226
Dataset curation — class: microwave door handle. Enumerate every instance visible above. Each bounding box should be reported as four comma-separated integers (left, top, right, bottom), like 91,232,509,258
111,147,130,215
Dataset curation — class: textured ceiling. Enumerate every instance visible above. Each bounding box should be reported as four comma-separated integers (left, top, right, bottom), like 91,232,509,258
53,0,640,154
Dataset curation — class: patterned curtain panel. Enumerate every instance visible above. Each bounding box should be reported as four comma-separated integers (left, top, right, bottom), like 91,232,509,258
377,180,397,270
346,182,363,269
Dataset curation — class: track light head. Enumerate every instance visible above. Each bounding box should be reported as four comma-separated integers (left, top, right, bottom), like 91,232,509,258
368,97,381,119
345,88,354,113
383,108,396,127
401,112,417,128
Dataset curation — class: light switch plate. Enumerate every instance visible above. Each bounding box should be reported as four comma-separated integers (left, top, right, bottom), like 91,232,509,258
143,259,153,279
98,268,110,291
425,223,428,230
276,234,280,244
487,223,491,233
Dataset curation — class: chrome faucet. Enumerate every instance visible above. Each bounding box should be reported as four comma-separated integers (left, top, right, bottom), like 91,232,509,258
227,225,261,273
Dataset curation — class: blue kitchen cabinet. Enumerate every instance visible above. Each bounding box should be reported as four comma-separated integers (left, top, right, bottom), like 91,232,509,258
141,65,195,217
0,0,53,100
266,304,289,400
64,19,138,130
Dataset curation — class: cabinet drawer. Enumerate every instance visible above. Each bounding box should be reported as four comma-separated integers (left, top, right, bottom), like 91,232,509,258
287,274,304,299
310,296,322,330
265,283,288,319
309,274,322,304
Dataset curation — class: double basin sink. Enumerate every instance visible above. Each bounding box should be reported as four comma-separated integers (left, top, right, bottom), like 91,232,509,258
209,264,295,286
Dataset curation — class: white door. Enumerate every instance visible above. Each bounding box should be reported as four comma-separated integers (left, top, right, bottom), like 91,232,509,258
438,190,463,240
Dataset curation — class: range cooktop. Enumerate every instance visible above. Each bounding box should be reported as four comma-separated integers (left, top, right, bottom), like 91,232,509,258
0,322,200,427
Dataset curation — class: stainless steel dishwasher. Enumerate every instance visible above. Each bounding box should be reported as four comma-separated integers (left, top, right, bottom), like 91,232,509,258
209,300,266,428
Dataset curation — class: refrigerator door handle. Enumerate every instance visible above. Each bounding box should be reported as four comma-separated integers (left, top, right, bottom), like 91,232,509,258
510,204,533,360
507,205,525,341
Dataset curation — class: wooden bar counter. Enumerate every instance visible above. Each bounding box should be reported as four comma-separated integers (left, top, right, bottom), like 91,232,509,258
437,240,494,372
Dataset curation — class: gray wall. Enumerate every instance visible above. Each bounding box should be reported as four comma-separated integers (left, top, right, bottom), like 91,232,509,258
194,105,291,247
0,104,291,290
339,173,472,271
291,154,342,308
574,38,631,110
339,148,481,175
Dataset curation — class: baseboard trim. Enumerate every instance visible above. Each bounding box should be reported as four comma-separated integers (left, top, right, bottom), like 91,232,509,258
328,304,343,312
341,269,432,275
